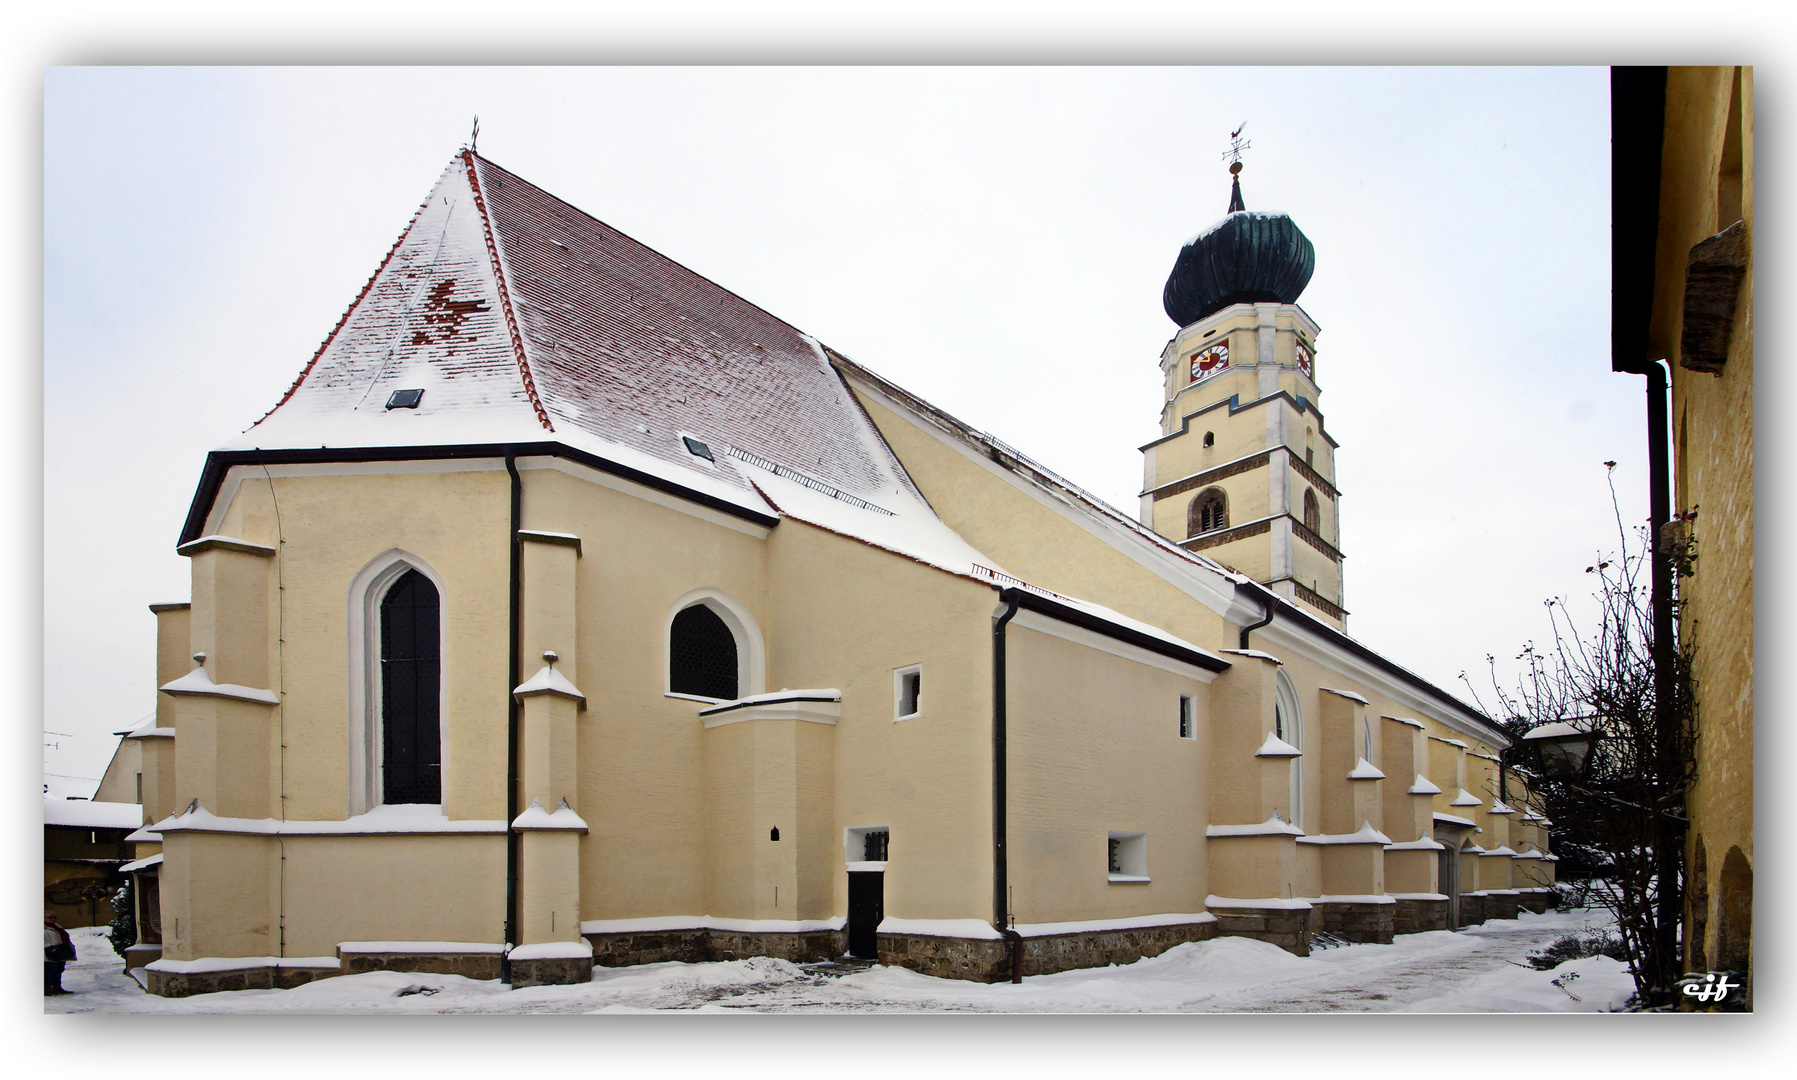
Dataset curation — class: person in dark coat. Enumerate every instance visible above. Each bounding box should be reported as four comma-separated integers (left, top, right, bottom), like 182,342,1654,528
44,911,74,995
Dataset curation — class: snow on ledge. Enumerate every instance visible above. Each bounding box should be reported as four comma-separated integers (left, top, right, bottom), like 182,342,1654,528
120,853,164,873
578,916,847,935
1316,894,1397,905
1382,716,1425,729
148,955,339,974
1384,837,1446,851
126,727,177,740
1219,648,1282,664
1255,732,1301,757
1015,912,1217,938
1488,799,1517,814
1450,789,1483,807
1388,892,1449,902
125,828,163,843
511,797,589,832
1206,895,1313,911
878,917,1003,940
1320,687,1370,704
508,940,593,960
1479,845,1519,857
338,941,505,955
1432,812,1476,828
1408,774,1443,795
159,666,279,705
1296,821,1393,846
1347,757,1385,780
1207,814,1304,838
512,664,586,706
150,801,507,836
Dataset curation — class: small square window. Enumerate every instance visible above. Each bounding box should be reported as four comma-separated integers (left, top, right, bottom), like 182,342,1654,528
894,665,922,721
845,825,891,869
1107,831,1148,882
681,436,714,460
1179,694,1196,740
385,388,425,410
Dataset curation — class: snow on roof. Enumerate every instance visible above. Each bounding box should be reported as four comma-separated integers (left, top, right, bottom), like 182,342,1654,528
231,152,913,529
44,797,142,830
512,663,586,705
1450,789,1483,807
1321,687,1370,704
43,773,99,801
1347,757,1385,780
1524,719,1595,741
1383,716,1425,729
120,853,163,874
1432,812,1476,828
160,665,278,705
1296,822,1393,846
1220,648,1283,663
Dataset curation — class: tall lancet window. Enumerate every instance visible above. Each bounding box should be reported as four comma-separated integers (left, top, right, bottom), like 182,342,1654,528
381,569,441,805
1303,489,1321,533
1190,488,1229,537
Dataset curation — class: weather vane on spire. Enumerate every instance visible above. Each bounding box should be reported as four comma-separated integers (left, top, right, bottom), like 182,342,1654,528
1221,122,1251,173
1221,123,1250,213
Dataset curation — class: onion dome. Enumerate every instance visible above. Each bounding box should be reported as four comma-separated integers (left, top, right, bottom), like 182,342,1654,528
1162,164,1315,327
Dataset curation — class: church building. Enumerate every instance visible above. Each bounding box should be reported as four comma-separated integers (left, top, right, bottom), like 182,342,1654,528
123,148,1552,994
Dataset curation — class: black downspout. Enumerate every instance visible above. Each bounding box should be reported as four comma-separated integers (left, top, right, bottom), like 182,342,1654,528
1239,594,1274,652
501,452,523,984
993,596,1023,984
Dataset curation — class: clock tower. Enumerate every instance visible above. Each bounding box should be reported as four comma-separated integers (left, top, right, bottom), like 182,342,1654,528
1138,159,1347,628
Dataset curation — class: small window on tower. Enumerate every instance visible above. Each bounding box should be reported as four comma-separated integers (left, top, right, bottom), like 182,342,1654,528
1179,694,1196,740
1203,431,1215,448
1303,489,1321,533
894,666,922,721
1189,487,1229,537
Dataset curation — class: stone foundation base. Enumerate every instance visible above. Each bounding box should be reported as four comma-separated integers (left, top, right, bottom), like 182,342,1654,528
1456,894,1484,926
1516,890,1552,914
1017,921,1218,977
586,929,847,968
878,933,1010,981
342,951,503,980
1483,892,1521,921
1392,898,1449,935
510,955,594,987
1316,902,1395,944
1210,906,1314,956
147,964,341,998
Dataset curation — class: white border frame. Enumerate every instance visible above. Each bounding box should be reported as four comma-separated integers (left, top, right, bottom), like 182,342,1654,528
664,587,765,703
1107,831,1148,882
347,549,449,817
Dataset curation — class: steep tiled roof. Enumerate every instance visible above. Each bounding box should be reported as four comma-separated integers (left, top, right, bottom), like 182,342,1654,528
231,150,916,512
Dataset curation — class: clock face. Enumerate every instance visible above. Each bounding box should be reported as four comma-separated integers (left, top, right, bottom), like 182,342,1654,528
1190,342,1229,383
1297,345,1314,378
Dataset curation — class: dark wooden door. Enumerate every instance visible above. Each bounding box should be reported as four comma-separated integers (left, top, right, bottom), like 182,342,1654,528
847,871,884,958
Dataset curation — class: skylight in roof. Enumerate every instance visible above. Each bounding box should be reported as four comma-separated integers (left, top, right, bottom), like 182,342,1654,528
385,389,425,410
682,436,714,461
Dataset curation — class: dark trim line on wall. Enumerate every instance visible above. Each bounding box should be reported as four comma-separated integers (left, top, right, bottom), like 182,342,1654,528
996,586,1231,673
1142,389,1339,453
992,597,1021,983
177,441,781,546
1147,446,1339,504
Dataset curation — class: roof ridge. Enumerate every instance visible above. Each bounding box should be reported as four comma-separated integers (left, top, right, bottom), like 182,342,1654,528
247,161,454,430
462,150,554,432
464,150,817,351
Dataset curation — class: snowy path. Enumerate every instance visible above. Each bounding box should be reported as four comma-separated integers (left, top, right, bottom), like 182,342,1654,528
45,907,1636,1015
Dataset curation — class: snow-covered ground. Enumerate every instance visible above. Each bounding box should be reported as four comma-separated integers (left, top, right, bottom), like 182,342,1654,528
46,906,1636,1014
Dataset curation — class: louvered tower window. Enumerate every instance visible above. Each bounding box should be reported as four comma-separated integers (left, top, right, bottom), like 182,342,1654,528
670,604,739,700
1190,488,1229,536
380,569,441,805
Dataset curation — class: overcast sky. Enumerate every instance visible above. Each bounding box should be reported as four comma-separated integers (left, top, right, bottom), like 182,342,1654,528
43,65,1644,784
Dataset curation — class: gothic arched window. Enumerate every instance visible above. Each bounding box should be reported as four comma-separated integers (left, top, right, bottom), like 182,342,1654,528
380,568,441,805
1303,489,1321,533
1190,487,1229,537
670,603,739,700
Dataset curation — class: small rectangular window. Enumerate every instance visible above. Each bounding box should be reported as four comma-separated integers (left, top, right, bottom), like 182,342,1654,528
894,665,922,721
863,829,889,862
681,435,714,460
1179,694,1195,740
1107,832,1148,882
385,388,425,410
845,825,891,868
